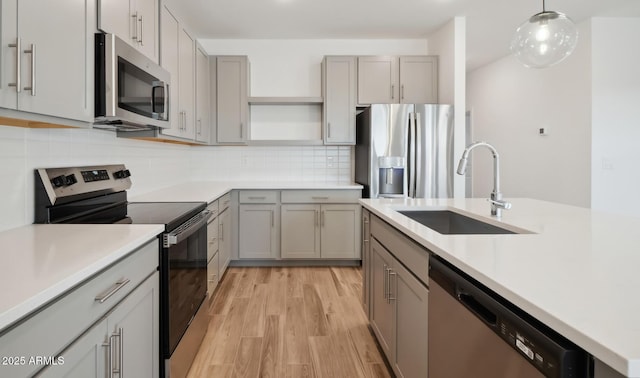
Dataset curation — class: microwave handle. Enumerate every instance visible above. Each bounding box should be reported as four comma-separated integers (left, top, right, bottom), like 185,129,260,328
151,81,168,120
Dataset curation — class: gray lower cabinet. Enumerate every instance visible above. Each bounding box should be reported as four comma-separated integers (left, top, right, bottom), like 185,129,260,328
320,204,360,259
369,218,429,378
281,203,360,259
281,204,320,258
0,240,158,377
39,271,160,378
239,204,278,259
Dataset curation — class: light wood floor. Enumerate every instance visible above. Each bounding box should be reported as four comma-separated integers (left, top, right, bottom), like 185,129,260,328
187,266,393,378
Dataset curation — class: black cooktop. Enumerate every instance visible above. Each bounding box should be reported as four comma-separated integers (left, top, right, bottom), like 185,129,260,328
127,202,206,232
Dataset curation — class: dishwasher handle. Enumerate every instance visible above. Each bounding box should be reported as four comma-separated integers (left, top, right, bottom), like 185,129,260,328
457,290,498,327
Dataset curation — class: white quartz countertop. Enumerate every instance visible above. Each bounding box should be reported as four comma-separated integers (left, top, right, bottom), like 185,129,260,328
131,181,362,204
0,224,163,333
360,197,640,377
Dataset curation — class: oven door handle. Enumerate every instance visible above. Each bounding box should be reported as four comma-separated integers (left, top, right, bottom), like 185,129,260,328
164,210,211,247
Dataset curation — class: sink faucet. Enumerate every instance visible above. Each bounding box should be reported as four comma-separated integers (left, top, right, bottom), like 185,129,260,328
456,141,512,217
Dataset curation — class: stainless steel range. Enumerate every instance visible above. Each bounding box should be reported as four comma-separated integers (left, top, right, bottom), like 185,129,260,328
34,164,209,378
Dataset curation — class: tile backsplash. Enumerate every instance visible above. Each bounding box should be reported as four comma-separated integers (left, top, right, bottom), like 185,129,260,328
0,125,352,232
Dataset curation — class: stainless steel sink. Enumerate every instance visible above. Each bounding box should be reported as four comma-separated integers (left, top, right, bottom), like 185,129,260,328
398,210,517,235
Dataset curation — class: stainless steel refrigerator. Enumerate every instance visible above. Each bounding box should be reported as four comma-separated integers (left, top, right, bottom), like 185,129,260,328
355,104,454,199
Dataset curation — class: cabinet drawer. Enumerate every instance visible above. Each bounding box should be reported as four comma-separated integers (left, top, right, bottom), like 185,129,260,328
207,200,219,219
0,239,159,377
370,214,429,286
239,190,278,204
219,192,232,211
281,190,360,203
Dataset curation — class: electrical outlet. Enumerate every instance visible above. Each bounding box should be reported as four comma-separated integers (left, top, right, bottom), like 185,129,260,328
538,127,549,136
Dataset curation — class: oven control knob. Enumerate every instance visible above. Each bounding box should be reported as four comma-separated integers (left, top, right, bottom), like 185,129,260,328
64,174,77,186
51,175,66,188
113,169,131,179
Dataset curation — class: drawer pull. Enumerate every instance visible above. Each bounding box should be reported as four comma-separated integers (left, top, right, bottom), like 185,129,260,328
248,196,267,200
312,196,330,200
95,279,130,303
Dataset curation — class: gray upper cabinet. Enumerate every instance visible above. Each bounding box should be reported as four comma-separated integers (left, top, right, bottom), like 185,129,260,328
357,56,399,104
399,56,438,104
159,6,195,140
195,44,211,143
323,56,356,145
358,55,438,105
0,0,94,123
98,0,159,63
216,56,249,144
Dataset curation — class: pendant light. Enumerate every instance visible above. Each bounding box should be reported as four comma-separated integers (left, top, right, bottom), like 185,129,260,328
510,0,578,68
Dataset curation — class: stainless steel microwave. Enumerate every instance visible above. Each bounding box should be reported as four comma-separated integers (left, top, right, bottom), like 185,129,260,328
94,33,170,131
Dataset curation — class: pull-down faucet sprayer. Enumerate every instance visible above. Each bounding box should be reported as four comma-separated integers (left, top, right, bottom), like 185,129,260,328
457,141,511,217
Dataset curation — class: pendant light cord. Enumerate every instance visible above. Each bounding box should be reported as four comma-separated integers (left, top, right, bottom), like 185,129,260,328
542,0,546,12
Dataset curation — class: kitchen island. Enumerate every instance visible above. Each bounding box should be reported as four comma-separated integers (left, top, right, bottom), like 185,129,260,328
360,197,640,378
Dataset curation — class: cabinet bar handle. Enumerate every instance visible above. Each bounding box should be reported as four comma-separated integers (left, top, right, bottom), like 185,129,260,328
219,222,224,241
139,16,144,45
383,264,388,300
23,44,35,96
315,210,319,227
8,39,21,92
328,122,331,138
240,122,243,138
321,210,325,227
112,328,124,376
388,270,397,301
312,196,329,200
391,84,394,100
131,13,138,41
271,210,274,227
95,278,130,303
197,119,202,135
401,85,404,100
248,196,266,200
103,337,113,378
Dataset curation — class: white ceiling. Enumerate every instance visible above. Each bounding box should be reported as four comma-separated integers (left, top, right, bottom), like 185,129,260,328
164,0,640,70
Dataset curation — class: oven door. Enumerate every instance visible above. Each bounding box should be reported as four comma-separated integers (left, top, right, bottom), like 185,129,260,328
161,212,208,357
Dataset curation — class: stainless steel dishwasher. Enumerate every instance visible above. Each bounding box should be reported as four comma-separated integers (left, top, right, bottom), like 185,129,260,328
428,255,588,378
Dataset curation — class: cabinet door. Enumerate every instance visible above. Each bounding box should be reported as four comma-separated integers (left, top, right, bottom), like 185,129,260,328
37,319,108,378
0,0,18,110
357,56,398,104
399,56,438,104
178,28,195,139
392,260,429,378
323,56,356,144
281,204,320,259
135,0,158,62
159,6,181,137
239,204,278,259
195,46,210,143
320,204,360,259
218,208,232,276
216,56,248,143
97,0,131,47
15,0,93,121
107,271,159,378
369,239,395,361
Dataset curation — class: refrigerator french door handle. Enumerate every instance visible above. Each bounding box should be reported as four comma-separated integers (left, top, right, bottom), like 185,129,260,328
408,112,417,198
415,111,422,198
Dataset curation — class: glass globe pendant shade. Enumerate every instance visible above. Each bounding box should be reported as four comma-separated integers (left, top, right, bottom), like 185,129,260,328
510,11,578,68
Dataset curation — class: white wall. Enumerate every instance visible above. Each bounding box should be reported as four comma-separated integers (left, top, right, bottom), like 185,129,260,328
0,126,192,232
427,17,466,198
591,18,640,216
466,21,592,208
